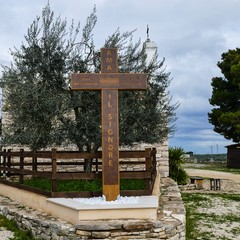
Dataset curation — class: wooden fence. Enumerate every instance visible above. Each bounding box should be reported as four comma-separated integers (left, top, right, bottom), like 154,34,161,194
0,148,157,198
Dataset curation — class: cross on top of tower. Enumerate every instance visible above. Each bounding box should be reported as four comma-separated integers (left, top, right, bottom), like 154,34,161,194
147,25,150,40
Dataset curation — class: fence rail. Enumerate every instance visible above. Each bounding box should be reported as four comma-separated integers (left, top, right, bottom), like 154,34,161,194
0,148,157,198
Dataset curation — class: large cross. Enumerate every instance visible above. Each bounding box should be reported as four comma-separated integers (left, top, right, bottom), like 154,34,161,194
70,48,147,201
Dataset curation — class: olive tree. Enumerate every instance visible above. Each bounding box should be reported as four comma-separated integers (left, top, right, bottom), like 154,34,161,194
1,3,178,152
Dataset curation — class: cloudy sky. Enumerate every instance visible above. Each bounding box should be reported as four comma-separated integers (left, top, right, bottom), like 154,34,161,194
0,0,239,154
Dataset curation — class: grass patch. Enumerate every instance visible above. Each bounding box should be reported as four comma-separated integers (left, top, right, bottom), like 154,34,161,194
185,163,240,174
184,206,197,239
0,214,35,240
223,213,240,222
120,179,146,190
217,193,240,201
202,192,240,202
181,192,211,209
182,192,210,202
182,193,211,239
182,192,240,240
23,178,146,192
231,227,240,235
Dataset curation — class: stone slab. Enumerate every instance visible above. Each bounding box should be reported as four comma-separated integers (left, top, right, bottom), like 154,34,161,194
0,174,160,224
47,195,158,210
47,195,158,222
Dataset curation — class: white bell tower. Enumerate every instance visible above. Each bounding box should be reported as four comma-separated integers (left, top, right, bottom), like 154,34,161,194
143,25,157,65
143,26,169,178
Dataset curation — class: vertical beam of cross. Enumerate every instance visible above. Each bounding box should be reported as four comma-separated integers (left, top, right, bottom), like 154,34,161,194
70,48,147,201
101,48,119,200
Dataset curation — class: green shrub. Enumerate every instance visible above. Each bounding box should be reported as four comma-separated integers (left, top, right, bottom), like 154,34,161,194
0,215,34,240
23,178,146,191
169,147,189,185
120,179,146,190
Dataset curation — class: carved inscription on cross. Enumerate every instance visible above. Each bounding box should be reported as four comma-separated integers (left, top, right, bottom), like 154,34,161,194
70,48,147,201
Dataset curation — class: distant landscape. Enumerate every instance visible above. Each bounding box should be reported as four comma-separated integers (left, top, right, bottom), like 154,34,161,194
185,153,227,163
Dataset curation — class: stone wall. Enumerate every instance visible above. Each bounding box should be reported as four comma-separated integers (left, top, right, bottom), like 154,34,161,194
0,177,185,240
132,140,169,177
156,140,169,177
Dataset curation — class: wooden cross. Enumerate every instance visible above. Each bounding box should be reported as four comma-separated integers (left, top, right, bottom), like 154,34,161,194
70,48,147,201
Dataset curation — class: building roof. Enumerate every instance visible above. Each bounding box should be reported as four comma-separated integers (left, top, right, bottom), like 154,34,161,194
225,143,240,148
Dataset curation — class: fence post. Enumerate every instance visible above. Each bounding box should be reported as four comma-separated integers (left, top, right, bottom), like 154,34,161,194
2,149,6,177
151,148,157,189
19,149,24,184
51,148,57,194
0,150,1,176
7,149,11,177
0,150,3,177
32,150,37,171
152,148,156,166
96,158,99,173
145,148,152,191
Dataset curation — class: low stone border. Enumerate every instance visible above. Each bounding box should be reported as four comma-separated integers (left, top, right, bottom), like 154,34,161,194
0,177,185,239
179,184,197,191
159,177,186,239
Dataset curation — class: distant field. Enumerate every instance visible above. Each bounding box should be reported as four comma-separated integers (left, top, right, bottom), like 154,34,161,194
186,154,226,163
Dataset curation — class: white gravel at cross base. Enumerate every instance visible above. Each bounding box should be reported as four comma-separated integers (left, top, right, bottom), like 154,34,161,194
72,195,140,205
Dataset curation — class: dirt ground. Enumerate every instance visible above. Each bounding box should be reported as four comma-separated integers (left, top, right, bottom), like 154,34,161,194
186,168,240,193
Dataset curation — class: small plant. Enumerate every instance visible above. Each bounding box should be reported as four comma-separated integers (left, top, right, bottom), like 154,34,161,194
0,215,35,240
169,147,189,184
120,179,146,190
57,179,102,192
23,178,146,192
24,178,52,191
23,178,102,192
182,192,240,239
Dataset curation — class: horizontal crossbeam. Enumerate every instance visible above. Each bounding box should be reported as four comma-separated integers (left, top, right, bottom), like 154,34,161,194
70,73,147,90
